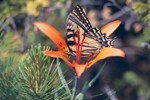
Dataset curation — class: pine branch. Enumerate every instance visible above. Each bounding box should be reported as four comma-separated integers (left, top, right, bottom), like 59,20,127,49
15,44,71,99
133,2,148,14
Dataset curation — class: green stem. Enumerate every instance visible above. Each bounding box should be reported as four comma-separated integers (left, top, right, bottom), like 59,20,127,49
56,58,71,96
71,75,78,100
75,62,106,99
84,62,106,93
88,62,106,87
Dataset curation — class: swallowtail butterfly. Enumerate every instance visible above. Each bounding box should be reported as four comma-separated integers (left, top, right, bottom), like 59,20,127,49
66,5,113,59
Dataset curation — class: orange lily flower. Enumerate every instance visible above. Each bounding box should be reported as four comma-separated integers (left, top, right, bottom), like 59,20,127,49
34,20,125,78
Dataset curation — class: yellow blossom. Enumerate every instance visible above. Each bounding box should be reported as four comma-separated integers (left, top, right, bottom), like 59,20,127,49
35,0,50,7
26,1,39,16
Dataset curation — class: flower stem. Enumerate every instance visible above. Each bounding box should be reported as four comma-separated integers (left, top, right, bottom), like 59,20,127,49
56,58,71,96
88,62,106,87
75,62,106,99
71,75,78,100
84,62,106,93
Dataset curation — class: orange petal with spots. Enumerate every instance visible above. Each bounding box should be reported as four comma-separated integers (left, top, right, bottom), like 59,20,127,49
44,50,74,68
87,47,125,68
44,50,63,58
34,22,69,53
101,20,121,37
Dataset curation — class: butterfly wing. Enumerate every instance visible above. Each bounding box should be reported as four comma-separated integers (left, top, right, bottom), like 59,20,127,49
66,5,101,58
67,5,92,31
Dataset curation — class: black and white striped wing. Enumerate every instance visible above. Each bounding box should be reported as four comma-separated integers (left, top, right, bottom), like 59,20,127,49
66,5,101,57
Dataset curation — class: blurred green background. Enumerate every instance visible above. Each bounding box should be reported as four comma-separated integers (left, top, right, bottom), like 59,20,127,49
0,0,150,100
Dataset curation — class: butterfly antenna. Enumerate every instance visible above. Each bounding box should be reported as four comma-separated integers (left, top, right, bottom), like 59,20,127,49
109,36,118,47
113,36,118,39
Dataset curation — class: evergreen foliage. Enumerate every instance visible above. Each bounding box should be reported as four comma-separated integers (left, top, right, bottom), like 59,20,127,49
0,43,71,99
132,1,150,45
16,45,71,99
133,1,150,23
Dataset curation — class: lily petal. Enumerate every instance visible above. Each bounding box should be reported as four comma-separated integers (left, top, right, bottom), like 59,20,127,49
34,22,69,54
44,50,74,68
73,61,87,78
87,47,125,68
101,20,121,37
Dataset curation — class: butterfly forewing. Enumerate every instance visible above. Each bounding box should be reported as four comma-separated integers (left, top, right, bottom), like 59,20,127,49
68,5,92,31
66,5,111,58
